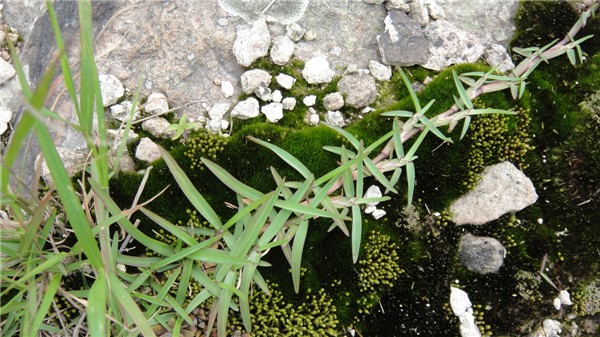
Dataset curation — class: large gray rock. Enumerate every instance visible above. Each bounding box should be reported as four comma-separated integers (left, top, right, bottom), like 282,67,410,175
337,73,377,108
218,0,309,25
423,20,486,71
233,18,271,67
458,233,506,274
450,161,538,225
377,10,429,66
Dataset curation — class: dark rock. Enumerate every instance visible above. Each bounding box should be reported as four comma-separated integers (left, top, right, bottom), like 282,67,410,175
377,10,429,66
458,233,506,274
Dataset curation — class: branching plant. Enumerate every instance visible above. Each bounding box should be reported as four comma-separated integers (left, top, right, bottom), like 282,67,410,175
0,1,597,337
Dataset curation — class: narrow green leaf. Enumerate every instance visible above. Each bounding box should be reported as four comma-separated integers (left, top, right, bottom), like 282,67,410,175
453,95,465,111
392,117,405,158
356,141,364,198
363,157,397,193
351,205,362,263
341,146,355,198
159,146,222,229
405,128,429,160
140,208,197,246
453,70,473,109
419,115,452,143
217,271,237,337
518,80,527,99
31,273,62,335
419,99,436,115
406,162,416,205
460,115,471,140
381,110,414,118
249,137,312,179
388,168,403,194
87,274,108,337
322,123,360,149
176,259,193,305
322,146,356,157
398,68,421,112
109,274,156,337
186,289,212,314
291,220,309,293
202,157,263,201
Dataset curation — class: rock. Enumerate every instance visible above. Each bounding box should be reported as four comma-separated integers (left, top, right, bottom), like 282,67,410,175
450,161,538,225
232,18,270,67
218,0,309,25
371,209,386,220
553,290,573,310
144,92,169,115
450,287,482,337
302,56,335,84
426,0,446,20
135,137,161,162
363,0,385,4
110,101,141,122
385,0,410,12
275,73,296,90
325,110,345,127
272,90,282,103
106,128,139,147
241,69,272,94
543,319,562,337
0,58,16,85
377,11,429,66
221,80,235,98
282,97,297,110
364,185,383,213
205,118,227,133
306,111,320,126
286,22,305,42
458,233,506,274
484,44,515,73
323,92,344,111
337,73,377,108
0,106,12,136
368,60,392,81
270,36,295,66
142,117,173,139
255,86,273,102
423,20,486,71
208,103,231,120
231,97,260,120
409,0,430,25
303,95,317,107
99,74,124,107
261,103,284,123
37,147,88,185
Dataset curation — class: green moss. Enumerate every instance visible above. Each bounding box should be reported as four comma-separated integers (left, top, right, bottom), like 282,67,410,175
183,130,230,171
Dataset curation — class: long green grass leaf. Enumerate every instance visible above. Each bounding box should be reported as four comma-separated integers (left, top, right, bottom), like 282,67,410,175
453,70,473,109
322,123,360,149
406,162,416,205
291,220,309,293
30,273,62,335
351,205,362,263
248,137,312,179
108,273,156,337
87,274,108,337
202,158,263,201
398,68,421,112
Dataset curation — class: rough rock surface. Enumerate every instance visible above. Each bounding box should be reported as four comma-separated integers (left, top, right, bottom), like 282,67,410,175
230,98,260,120
261,103,283,123
0,58,16,85
337,73,377,108
99,74,125,107
0,106,12,136
323,92,344,111
275,73,296,90
233,18,270,67
302,56,335,84
218,0,309,25
450,287,482,337
377,10,429,66
484,44,515,72
325,111,345,127
458,233,506,274
144,92,169,115
135,137,162,162
142,117,172,138
36,147,88,185
241,69,272,94
450,161,538,225
110,101,140,122
270,35,295,66
369,60,392,81
423,20,486,71
528,319,562,337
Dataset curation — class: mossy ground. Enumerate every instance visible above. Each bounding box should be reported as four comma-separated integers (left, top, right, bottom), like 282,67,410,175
106,2,600,335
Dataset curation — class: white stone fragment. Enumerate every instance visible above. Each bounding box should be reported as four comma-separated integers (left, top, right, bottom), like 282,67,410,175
286,22,305,42
144,92,169,115
135,137,161,162
0,58,16,85
99,74,124,107
307,113,320,126
270,35,295,66
0,106,12,136
543,319,562,337
208,103,231,120
371,209,387,220
221,80,235,98
241,69,272,94
303,95,317,107
369,60,392,81
364,185,383,207
558,290,572,306
323,92,344,111
450,287,482,337
261,103,284,123
231,97,260,120
110,101,140,122
272,90,283,103
302,56,335,84
276,73,296,90
553,297,562,311
142,117,173,138
325,110,345,127
282,97,297,110
255,86,273,102
232,18,271,67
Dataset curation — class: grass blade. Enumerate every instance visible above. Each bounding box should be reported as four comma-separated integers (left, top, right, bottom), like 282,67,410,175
381,110,414,118
291,220,309,293
453,70,473,109
460,115,471,140
406,162,416,205
398,68,421,112
419,115,452,143
248,136,312,179
30,273,62,335
159,146,222,229
202,158,263,201
322,123,360,149
217,271,237,337
87,274,108,337
351,205,362,263
109,274,156,337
